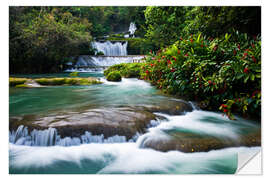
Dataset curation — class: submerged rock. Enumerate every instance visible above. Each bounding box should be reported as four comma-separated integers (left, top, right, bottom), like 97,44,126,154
9,107,156,139
131,100,193,115
139,130,261,153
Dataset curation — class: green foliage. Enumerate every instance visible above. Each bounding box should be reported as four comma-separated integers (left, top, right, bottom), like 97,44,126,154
144,6,260,48
9,7,148,73
9,78,28,87
144,7,189,48
104,63,146,78
183,7,261,37
106,71,122,82
96,51,105,55
142,32,261,119
105,37,154,55
127,39,155,55
10,7,93,74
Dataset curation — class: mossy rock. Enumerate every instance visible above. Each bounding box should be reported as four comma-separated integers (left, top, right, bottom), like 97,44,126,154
106,71,122,82
9,77,28,87
15,84,30,88
35,77,102,86
35,78,66,85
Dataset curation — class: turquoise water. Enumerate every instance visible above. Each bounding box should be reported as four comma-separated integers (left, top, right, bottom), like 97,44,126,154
9,77,166,116
10,72,104,78
9,73,261,174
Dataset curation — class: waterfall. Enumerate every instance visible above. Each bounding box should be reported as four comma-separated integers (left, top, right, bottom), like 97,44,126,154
124,22,137,38
75,55,144,67
9,125,135,147
128,22,137,37
91,41,128,56
64,22,141,72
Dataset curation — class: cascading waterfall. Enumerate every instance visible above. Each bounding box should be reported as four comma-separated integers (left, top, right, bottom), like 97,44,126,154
91,41,128,56
9,125,136,146
64,22,141,72
64,55,144,72
128,22,137,37
124,22,137,38
76,55,144,67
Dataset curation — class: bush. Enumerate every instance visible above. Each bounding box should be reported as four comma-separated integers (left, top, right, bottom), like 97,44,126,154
104,62,146,79
141,32,261,119
106,71,122,82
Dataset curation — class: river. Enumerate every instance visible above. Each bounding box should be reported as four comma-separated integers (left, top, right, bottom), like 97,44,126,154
9,72,261,174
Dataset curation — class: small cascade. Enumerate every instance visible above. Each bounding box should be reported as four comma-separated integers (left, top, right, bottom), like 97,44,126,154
74,55,145,67
188,101,200,110
64,22,141,72
124,22,137,38
9,125,135,147
91,41,128,56
128,22,137,37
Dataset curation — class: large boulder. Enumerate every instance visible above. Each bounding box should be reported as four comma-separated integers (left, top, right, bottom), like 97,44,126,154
9,107,156,139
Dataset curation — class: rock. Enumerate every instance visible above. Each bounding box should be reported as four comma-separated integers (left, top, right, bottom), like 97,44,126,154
25,79,44,87
139,130,261,153
9,107,156,139
131,100,193,115
9,100,194,140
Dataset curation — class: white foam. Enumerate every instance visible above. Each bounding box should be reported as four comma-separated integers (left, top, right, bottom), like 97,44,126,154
9,143,260,174
9,125,130,147
136,110,260,148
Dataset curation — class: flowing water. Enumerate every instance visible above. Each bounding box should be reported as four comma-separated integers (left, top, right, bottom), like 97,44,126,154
74,55,144,67
9,74,261,174
91,41,128,56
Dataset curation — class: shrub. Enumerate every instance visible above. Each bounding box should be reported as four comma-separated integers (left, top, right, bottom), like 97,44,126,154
106,71,122,82
141,32,261,119
104,62,146,79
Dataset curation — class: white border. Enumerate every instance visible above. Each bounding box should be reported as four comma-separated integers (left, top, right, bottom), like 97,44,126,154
2,0,269,179
8,0,262,6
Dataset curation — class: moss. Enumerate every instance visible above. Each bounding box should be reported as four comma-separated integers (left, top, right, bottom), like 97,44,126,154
9,77,28,87
15,84,30,88
35,77,102,86
106,71,122,82
35,78,66,85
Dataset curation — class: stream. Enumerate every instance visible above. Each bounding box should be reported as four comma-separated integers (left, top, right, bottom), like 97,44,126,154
9,72,261,174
